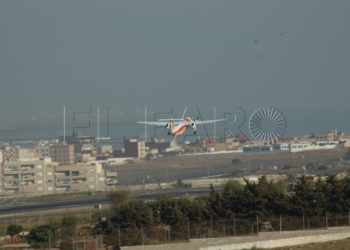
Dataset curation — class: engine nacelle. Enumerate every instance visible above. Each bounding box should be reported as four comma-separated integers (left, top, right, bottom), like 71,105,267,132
191,123,197,134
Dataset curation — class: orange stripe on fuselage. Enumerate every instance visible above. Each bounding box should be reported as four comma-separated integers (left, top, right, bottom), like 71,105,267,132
172,125,187,136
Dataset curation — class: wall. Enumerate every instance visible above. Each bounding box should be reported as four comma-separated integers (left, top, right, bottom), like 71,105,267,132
121,227,350,250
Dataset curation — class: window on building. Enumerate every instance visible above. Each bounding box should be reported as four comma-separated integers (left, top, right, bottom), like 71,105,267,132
89,170,94,174
56,178,70,183
37,165,42,169
5,166,18,170
89,177,94,181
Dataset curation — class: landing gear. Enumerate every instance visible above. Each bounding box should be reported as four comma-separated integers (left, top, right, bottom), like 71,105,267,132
194,131,197,134
168,132,171,135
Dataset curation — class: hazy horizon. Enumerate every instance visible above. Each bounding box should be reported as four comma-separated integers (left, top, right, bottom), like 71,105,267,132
1,1,350,141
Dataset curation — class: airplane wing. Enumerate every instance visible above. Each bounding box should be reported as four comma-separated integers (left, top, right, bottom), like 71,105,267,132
192,119,226,124
138,121,181,126
137,121,170,126
157,118,183,121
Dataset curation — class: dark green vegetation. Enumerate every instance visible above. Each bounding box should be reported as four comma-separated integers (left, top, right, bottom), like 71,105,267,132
27,223,59,249
21,174,350,249
7,224,23,238
26,215,77,250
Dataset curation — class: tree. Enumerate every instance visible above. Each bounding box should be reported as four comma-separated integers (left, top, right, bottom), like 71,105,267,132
312,177,327,215
27,224,59,249
107,190,131,209
235,176,289,218
206,184,222,219
59,214,78,250
7,224,23,238
290,175,316,216
220,180,244,220
325,175,347,213
61,214,78,237
223,179,244,194
109,200,155,229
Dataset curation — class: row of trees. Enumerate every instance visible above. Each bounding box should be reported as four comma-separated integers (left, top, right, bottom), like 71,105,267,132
94,174,350,248
104,175,350,229
15,173,350,249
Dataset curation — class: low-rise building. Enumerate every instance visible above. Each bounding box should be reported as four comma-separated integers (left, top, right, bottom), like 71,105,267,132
243,145,273,152
2,146,42,161
59,133,96,154
145,141,171,154
98,145,113,153
314,130,343,141
272,143,290,151
124,139,146,158
35,144,51,158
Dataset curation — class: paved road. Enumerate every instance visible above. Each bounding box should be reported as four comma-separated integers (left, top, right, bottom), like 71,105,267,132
0,187,221,215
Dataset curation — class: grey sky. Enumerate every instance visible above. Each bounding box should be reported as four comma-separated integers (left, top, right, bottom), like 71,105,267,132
1,1,350,138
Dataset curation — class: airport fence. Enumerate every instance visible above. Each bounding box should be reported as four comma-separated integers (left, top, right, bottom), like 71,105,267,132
108,213,350,248
1,211,350,248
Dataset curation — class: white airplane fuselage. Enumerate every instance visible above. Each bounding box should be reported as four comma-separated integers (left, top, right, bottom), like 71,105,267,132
170,117,193,136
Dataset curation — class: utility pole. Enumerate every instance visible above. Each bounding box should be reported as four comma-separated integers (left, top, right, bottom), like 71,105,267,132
48,229,52,250
118,226,121,248
95,232,97,250
249,149,251,172
206,158,209,177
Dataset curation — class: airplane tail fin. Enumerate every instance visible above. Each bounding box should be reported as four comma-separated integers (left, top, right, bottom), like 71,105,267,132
171,121,175,132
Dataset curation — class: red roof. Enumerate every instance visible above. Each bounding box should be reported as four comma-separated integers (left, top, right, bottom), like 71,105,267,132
237,134,247,140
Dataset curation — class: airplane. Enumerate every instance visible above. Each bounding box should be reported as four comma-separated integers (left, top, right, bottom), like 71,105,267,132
138,116,225,136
